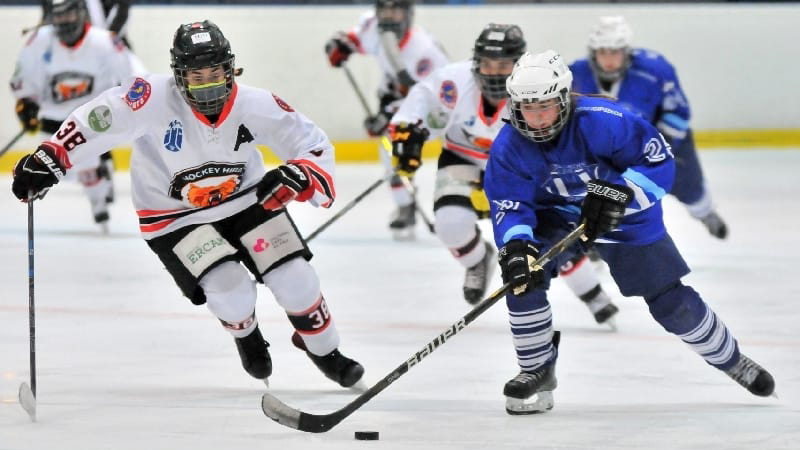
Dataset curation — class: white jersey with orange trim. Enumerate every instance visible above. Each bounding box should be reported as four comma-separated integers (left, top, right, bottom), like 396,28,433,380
390,59,508,169
10,24,144,121
346,11,448,96
44,74,336,239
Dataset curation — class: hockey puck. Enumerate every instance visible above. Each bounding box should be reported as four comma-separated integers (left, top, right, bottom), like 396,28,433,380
354,431,379,440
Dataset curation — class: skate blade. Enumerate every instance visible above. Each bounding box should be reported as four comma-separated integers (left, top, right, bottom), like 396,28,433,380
391,227,416,241
603,317,618,332
262,378,270,389
349,379,368,393
99,222,110,235
505,391,554,415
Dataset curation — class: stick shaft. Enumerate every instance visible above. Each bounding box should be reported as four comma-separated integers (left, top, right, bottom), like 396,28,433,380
27,199,36,397
304,177,386,242
342,65,373,117
0,129,26,158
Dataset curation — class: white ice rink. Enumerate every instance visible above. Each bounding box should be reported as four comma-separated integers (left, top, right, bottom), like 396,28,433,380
1,149,798,450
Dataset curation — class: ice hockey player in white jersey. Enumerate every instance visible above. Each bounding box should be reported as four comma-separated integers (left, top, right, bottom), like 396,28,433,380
324,0,449,239
11,0,144,231
388,24,619,323
11,20,365,389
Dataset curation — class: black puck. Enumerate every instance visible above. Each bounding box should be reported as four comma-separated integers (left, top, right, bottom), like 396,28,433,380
354,431,379,440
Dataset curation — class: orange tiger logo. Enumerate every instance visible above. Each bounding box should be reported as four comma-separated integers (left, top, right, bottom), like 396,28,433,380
186,177,238,208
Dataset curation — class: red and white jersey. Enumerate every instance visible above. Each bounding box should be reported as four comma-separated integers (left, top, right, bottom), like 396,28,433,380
10,24,144,121
346,11,448,94
391,60,508,169
46,74,336,239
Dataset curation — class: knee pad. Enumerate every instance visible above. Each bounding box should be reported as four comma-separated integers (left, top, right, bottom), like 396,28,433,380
199,261,257,333
646,282,707,335
263,257,321,313
434,205,479,248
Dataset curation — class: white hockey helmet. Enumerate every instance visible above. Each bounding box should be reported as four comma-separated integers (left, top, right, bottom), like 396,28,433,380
588,16,633,82
506,50,573,143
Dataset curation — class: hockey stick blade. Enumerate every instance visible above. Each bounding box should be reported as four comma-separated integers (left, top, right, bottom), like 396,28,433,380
18,382,36,422
261,224,586,432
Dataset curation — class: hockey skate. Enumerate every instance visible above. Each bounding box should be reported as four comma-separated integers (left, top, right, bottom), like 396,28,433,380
580,287,619,330
724,353,775,397
235,326,272,385
389,203,416,241
291,331,366,390
463,241,497,305
700,211,728,239
504,331,560,415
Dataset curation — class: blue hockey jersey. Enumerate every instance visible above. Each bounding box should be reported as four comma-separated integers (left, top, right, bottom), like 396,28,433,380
570,49,691,148
485,96,675,247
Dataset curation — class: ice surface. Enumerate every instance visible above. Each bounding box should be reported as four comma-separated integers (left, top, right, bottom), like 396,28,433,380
1,150,798,450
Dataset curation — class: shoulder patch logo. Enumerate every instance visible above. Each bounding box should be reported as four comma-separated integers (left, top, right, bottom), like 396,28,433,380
163,120,183,152
439,80,458,109
416,58,432,77
272,93,294,112
124,77,151,111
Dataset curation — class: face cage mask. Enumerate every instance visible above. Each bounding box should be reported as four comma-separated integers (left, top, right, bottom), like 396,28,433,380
589,49,631,83
54,16,86,45
376,8,410,39
508,93,571,143
175,64,234,116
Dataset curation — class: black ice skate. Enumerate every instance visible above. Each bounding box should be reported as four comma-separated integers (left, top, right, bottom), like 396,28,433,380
504,331,560,415
389,203,417,241
579,286,619,330
725,353,775,397
700,211,728,239
291,331,365,389
235,326,272,385
463,241,497,305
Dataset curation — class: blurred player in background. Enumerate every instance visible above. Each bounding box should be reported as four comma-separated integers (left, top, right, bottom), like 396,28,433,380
11,0,144,232
324,0,449,239
10,20,365,389
570,16,728,239
389,24,619,326
41,0,132,48
486,50,773,415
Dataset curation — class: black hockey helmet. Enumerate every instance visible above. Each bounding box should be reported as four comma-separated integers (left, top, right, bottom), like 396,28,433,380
472,23,527,101
375,0,414,40
47,0,89,46
170,20,236,116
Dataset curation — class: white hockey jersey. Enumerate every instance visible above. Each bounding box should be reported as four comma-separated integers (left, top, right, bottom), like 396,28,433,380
45,74,336,240
391,60,508,169
10,24,144,121
346,12,448,97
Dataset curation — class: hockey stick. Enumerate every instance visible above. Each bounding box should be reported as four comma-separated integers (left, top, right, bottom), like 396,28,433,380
19,195,37,422
342,64,373,117
0,129,26,159
379,136,436,233
261,223,587,433
303,175,387,243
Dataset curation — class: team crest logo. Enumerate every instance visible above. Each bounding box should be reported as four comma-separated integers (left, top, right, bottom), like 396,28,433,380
163,120,183,152
50,72,94,103
168,162,246,208
416,58,432,77
88,105,113,132
124,77,151,111
439,80,457,108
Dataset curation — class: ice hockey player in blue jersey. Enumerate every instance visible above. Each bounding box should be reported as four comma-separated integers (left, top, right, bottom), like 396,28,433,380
485,49,774,415
569,16,727,239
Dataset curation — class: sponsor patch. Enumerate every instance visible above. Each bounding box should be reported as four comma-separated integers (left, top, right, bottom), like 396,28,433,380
88,105,112,132
163,119,183,152
416,58,432,77
123,77,151,111
272,93,294,112
172,225,237,278
241,213,304,275
439,80,458,108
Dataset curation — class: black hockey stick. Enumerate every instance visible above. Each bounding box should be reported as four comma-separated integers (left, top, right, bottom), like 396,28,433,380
261,223,587,433
342,64,373,117
19,195,37,422
379,136,436,234
0,129,26,159
303,175,387,242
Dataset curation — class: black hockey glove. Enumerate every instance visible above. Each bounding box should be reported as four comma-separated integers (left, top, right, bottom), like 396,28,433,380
499,239,544,296
257,162,313,211
324,32,356,68
391,120,430,176
15,98,40,133
364,113,390,137
12,142,72,202
580,179,635,243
